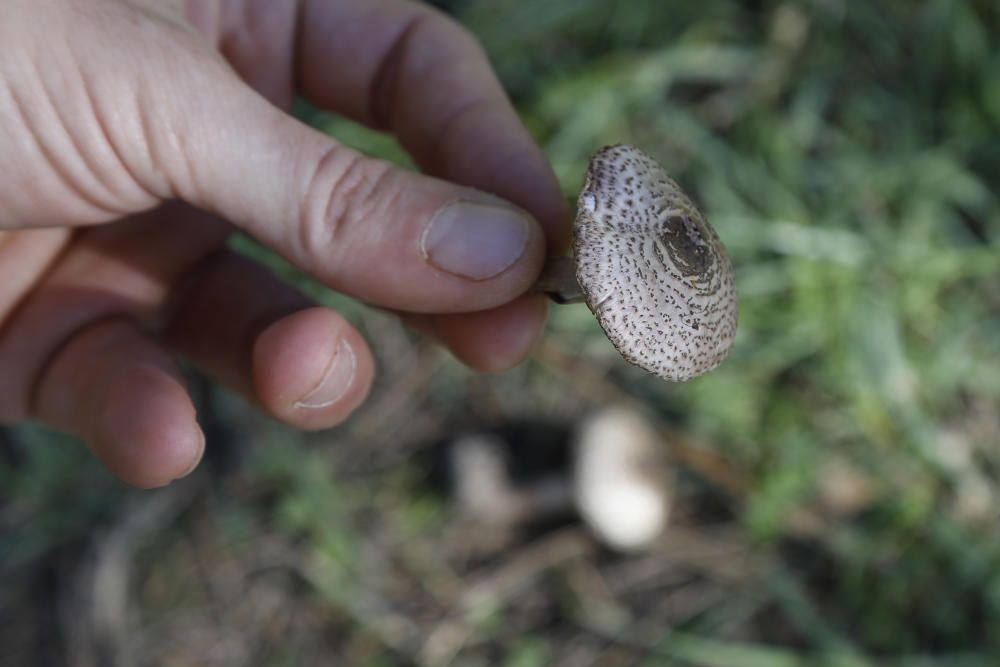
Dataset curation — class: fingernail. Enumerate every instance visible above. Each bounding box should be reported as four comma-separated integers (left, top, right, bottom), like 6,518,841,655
175,428,205,480
421,199,531,280
295,337,357,409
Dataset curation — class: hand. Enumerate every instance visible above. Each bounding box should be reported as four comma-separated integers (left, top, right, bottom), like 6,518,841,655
0,0,569,488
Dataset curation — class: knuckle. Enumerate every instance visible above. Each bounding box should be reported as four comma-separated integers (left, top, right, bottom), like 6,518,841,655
440,18,486,58
367,8,493,133
296,146,396,272
414,10,486,62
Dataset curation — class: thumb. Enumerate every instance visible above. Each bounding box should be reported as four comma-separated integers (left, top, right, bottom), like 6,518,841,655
150,54,545,314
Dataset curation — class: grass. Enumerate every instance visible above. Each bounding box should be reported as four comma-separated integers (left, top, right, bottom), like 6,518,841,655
2,0,1000,664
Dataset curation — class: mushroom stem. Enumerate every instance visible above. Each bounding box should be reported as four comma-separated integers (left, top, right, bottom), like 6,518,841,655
533,255,585,304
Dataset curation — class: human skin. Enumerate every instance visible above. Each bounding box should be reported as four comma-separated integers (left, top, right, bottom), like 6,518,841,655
0,0,570,488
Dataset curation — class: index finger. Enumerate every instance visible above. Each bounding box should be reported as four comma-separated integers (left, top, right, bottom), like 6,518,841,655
294,0,571,250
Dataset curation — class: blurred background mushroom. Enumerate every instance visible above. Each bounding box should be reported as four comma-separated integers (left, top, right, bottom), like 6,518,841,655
441,406,671,552
573,407,672,552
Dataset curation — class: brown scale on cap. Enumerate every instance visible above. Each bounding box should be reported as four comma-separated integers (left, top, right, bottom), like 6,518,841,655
572,145,737,381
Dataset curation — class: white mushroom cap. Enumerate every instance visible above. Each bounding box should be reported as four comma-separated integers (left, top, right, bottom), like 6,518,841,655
450,433,528,525
573,145,738,381
449,433,574,526
573,407,671,552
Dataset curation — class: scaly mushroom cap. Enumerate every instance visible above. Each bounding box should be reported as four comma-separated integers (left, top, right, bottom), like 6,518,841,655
573,145,737,381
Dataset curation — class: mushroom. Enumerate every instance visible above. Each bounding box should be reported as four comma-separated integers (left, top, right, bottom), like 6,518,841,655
443,410,671,553
535,145,738,381
573,406,671,552
448,431,573,526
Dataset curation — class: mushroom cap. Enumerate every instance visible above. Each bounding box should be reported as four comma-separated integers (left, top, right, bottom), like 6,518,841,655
573,407,670,552
573,145,738,381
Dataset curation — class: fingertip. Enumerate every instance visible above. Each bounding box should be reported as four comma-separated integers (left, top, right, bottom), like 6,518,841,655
428,294,549,372
253,307,375,430
451,135,572,254
94,364,204,489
